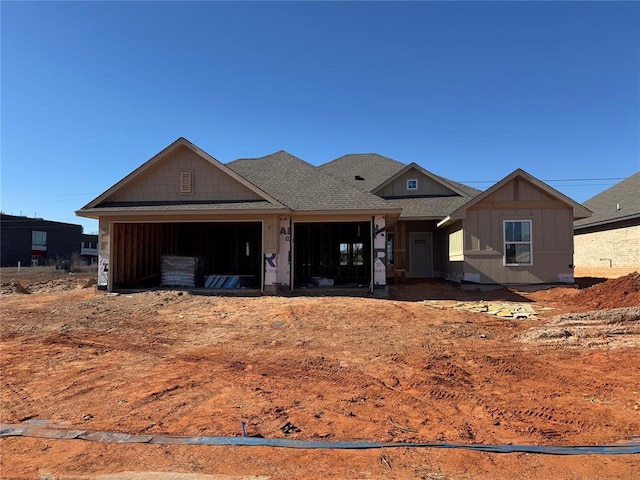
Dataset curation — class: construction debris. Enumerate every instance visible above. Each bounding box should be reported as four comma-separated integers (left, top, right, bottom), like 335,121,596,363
280,422,301,435
426,300,538,319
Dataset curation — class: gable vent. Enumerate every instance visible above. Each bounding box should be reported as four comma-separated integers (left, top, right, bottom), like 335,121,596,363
180,172,193,194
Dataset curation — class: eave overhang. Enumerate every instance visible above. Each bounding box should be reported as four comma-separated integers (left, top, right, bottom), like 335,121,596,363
574,213,640,231
438,169,592,227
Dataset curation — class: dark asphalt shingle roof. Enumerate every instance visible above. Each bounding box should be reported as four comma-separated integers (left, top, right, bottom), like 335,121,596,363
386,196,474,219
575,172,640,228
319,153,480,199
318,153,481,219
227,151,396,212
431,174,482,198
319,154,406,192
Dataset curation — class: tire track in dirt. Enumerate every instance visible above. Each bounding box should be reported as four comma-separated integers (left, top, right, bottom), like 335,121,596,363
3,269,639,476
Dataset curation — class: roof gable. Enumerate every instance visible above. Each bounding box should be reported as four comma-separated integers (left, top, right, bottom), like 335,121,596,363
319,154,480,199
373,163,472,198
575,171,640,228
438,169,592,227
80,138,283,210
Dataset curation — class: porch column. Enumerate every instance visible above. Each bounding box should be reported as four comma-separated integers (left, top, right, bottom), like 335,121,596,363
277,216,291,288
97,219,110,290
373,215,386,287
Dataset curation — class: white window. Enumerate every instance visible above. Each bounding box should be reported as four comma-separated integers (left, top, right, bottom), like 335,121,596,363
504,220,532,265
180,172,193,194
32,231,47,248
407,179,418,190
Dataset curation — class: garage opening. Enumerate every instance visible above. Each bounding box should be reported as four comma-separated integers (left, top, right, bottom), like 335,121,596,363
112,222,262,289
294,222,370,287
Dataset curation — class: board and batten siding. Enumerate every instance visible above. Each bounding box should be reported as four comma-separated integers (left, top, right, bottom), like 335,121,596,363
448,228,464,261
442,221,465,282
459,178,575,284
111,145,263,203
377,168,455,197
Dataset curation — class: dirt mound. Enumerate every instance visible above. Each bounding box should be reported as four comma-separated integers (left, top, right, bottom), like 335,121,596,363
27,276,89,293
0,267,97,295
521,307,640,349
0,281,31,294
568,272,640,309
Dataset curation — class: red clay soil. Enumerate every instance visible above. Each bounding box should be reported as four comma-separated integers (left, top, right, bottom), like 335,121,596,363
568,272,640,309
1,268,639,479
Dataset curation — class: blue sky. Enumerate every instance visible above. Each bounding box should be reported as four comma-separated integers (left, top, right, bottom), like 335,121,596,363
2,1,638,234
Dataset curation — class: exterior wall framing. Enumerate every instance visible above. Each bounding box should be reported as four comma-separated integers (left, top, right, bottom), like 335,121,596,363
290,215,386,292
99,215,270,292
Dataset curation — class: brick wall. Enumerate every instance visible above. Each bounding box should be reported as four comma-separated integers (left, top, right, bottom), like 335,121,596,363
574,224,640,275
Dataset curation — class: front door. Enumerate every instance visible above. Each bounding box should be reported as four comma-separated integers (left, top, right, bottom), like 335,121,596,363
409,232,433,278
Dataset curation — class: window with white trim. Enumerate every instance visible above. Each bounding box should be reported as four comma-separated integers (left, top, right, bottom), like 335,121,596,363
504,220,532,265
407,179,418,190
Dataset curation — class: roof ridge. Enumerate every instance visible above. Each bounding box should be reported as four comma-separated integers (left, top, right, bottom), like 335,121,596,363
228,151,397,212
229,149,300,164
323,152,406,167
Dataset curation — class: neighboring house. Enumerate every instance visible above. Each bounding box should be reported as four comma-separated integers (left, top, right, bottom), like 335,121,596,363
0,214,85,267
76,137,591,293
81,234,99,265
573,172,640,277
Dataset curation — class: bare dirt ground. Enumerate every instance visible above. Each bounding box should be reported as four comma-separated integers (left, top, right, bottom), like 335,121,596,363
1,268,639,479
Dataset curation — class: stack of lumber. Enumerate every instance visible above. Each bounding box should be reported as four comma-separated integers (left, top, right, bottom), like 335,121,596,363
160,255,205,288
